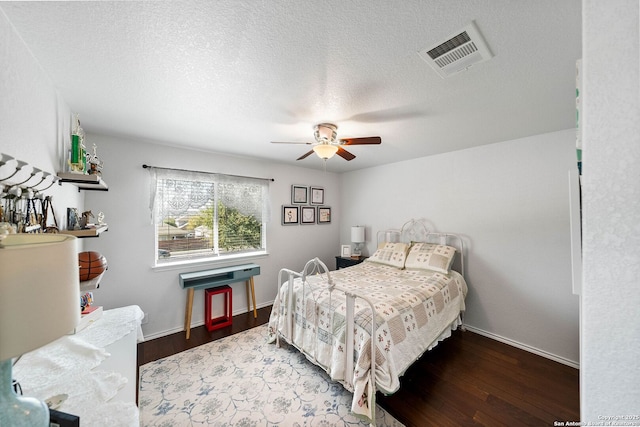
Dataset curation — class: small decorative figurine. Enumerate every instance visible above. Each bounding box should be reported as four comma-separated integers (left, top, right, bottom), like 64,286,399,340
86,143,103,176
80,210,94,228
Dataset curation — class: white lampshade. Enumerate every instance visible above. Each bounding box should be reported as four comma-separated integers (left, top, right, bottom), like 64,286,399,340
0,234,80,426
0,234,80,360
313,144,339,159
351,226,365,244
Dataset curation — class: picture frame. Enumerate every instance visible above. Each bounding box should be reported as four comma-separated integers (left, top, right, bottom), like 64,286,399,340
318,207,331,224
310,186,324,205
67,207,79,230
49,408,80,427
281,205,299,225
341,244,351,257
291,185,308,204
301,206,316,224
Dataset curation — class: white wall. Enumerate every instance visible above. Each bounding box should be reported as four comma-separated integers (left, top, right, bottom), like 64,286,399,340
82,133,341,339
340,129,580,365
581,0,640,420
0,9,82,242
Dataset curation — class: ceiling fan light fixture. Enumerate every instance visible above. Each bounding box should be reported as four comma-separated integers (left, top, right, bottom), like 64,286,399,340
314,123,338,143
313,144,339,159
271,121,379,162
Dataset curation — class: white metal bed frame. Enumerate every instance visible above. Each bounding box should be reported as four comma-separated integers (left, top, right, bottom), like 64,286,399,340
273,219,466,424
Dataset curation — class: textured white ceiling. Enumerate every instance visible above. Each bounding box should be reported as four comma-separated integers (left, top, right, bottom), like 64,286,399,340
1,1,581,173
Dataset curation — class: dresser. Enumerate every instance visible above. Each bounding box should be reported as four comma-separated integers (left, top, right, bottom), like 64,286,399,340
13,305,144,425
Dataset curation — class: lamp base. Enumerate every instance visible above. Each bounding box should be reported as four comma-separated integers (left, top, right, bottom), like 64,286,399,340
0,359,49,427
352,242,363,257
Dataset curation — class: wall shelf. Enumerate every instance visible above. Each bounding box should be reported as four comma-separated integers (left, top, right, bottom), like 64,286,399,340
57,172,108,191
57,172,109,238
60,225,108,238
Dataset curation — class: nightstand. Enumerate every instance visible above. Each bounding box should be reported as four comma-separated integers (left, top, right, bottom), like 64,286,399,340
335,256,367,270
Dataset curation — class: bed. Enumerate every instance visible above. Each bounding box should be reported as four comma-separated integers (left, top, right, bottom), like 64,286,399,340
267,219,468,424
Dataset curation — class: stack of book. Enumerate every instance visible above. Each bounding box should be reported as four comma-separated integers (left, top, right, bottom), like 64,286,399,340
72,305,103,334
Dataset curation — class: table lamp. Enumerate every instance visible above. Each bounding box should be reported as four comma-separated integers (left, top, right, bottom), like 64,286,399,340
351,225,365,257
0,233,80,426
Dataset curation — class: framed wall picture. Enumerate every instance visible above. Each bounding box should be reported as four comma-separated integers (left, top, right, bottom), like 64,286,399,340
318,207,331,224
282,206,299,225
341,244,351,257
49,409,80,427
67,207,79,230
301,206,316,224
310,186,324,204
291,185,308,204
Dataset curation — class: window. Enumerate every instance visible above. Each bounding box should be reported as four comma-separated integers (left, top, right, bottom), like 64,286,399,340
149,167,270,265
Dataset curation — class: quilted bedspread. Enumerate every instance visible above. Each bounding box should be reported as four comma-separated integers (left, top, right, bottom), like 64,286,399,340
267,260,468,423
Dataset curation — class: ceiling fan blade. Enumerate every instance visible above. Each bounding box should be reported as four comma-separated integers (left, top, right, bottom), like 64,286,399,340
296,150,315,160
339,136,381,145
336,147,356,161
271,141,313,145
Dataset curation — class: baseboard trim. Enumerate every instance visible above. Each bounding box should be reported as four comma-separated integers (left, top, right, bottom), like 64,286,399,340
142,301,272,341
463,324,579,369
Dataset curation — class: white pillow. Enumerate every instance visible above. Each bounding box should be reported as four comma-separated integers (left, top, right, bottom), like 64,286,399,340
367,242,409,269
405,243,456,274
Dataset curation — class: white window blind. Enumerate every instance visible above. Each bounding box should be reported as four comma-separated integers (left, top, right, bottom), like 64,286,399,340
148,167,270,265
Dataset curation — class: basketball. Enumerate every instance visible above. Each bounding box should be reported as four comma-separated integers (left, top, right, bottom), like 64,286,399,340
78,251,108,281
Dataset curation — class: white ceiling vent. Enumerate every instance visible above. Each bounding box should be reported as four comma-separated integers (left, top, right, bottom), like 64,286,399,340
418,21,493,78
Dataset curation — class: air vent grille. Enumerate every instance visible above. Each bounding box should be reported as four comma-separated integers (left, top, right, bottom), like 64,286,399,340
427,31,471,60
418,21,493,78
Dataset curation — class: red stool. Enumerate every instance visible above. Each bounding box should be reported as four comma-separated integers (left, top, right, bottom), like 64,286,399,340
204,285,232,331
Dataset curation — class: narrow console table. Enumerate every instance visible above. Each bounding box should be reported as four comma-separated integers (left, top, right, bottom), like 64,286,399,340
179,263,260,339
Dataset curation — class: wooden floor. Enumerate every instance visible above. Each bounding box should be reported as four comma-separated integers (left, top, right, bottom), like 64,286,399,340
138,306,579,426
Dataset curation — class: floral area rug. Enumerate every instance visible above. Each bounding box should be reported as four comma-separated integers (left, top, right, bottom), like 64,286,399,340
139,324,404,426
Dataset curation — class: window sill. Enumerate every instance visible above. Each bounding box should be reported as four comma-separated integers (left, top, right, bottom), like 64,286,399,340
152,251,268,272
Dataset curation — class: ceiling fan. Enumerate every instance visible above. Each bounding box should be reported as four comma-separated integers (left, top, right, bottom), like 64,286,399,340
271,123,381,161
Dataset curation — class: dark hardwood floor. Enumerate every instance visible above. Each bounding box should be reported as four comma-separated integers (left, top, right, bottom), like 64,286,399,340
138,306,579,426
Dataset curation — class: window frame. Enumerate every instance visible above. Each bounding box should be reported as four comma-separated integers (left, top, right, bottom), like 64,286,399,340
149,167,270,267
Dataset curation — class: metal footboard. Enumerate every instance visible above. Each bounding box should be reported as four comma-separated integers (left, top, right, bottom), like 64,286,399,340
275,257,378,423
